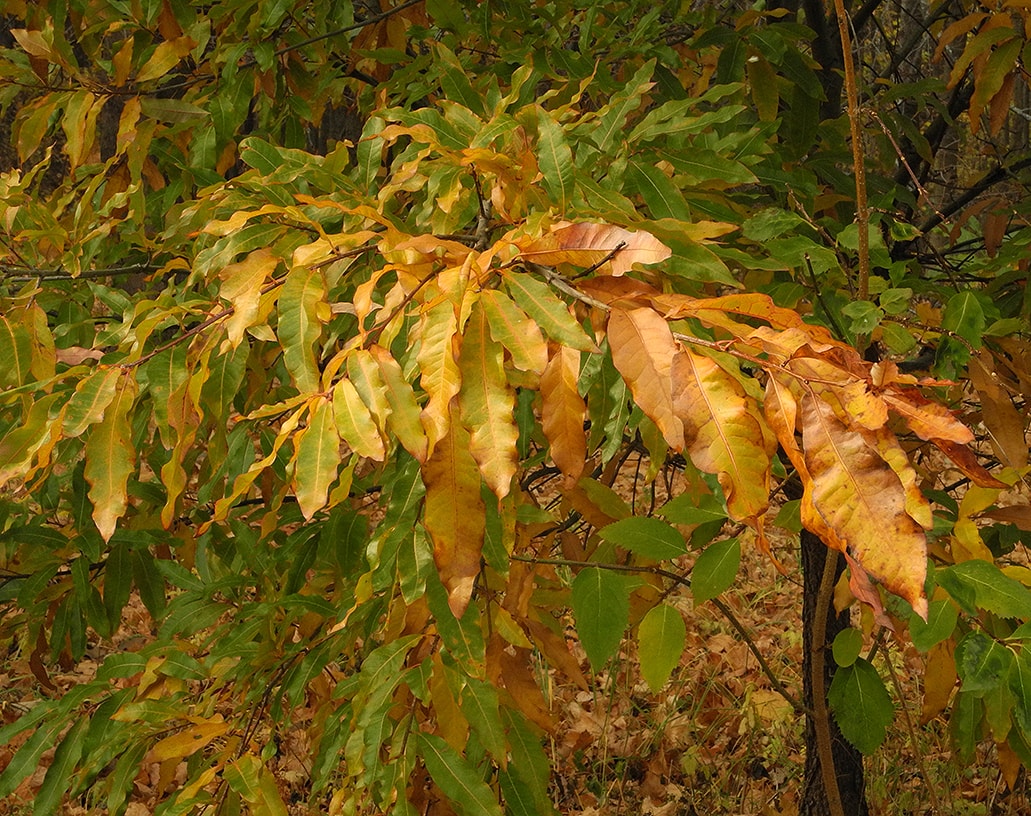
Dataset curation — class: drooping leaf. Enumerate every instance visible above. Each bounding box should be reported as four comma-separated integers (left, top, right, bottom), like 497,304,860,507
671,348,772,522
416,301,462,457
422,398,486,617
62,366,122,438
293,396,341,519
607,307,684,450
540,344,587,484
220,248,277,349
691,537,740,604
479,289,548,374
795,391,928,617
0,316,33,389
84,373,137,541
278,264,326,393
459,303,519,497
373,344,429,463
909,599,959,652
418,732,504,816
956,631,1013,695
828,658,894,755
570,567,637,672
332,378,386,461
637,603,686,692
535,106,574,211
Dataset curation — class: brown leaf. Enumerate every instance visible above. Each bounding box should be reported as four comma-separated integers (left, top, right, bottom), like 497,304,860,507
422,398,485,617
969,354,1028,468
499,647,558,731
800,392,928,617
881,389,974,445
607,307,684,450
524,618,589,691
519,221,671,276
981,505,1031,531
931,439,1007,488
541,344,587,485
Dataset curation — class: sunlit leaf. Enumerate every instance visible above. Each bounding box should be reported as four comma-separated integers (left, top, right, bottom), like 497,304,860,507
540,344,587,484
84,373,137,542
278,265,326,393
293,397,341,519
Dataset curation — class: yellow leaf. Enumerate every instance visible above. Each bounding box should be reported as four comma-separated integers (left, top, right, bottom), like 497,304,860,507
459,303,519,498
221,248,277,350
541,344,587,484
416,301,461,458
136,36,195,83
607,307,684,450
799,393,928,617
671,348,773,522
85,373,138,541
372,345,428,463
150,717,229,763
293,397,342,519
423,399,485,617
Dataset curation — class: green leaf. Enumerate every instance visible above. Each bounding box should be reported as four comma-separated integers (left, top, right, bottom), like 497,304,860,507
956,631,1012,695
658,492,727,527
638,603,686,691
909,599,958,652
942,291,986,348
33,718,87,816
597,516,687,560
1008,647,1031,742
951,690,983,762
417,732,504,816
938,560,1031,619
460,677,507,762
504,272,598,352
691,537,740,604
832,628,864,668
841,301,883,336
224,754,289,816
536,106,574,210
62,367,121,438
828,658,894,755
84,374,137,541
627,160,690,221
571,567,636,671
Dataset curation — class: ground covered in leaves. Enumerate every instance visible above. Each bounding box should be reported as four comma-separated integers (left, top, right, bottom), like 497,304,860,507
1,503,1028,816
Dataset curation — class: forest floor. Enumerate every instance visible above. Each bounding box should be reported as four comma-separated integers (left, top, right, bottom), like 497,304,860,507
1,463,1028,816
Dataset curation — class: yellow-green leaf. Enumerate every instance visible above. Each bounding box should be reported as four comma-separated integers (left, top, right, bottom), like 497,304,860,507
479,289,547,374
536,106,574,210
278,265,326,394
423,398,486,617
505,271,598,353
459,303,519,498
671,349,772,522
608,307,684,450
63,367,122,438
84,373,137,541
150,717,229,763
332,377,386,461
373,344,428,463
293,397,342,519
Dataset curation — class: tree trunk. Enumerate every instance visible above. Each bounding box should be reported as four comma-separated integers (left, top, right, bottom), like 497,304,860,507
800,529,869,816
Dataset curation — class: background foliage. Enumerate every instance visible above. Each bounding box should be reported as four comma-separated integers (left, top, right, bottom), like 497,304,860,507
1,0,1030,813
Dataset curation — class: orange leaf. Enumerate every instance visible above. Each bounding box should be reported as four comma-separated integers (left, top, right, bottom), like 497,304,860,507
458,303,519,498
519,221,671,276
541,345,587,485
932,439,1007,489
423,399,486,617
799,393,928,617
881,389,974,445
671,348,773,522
607,307,684,450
